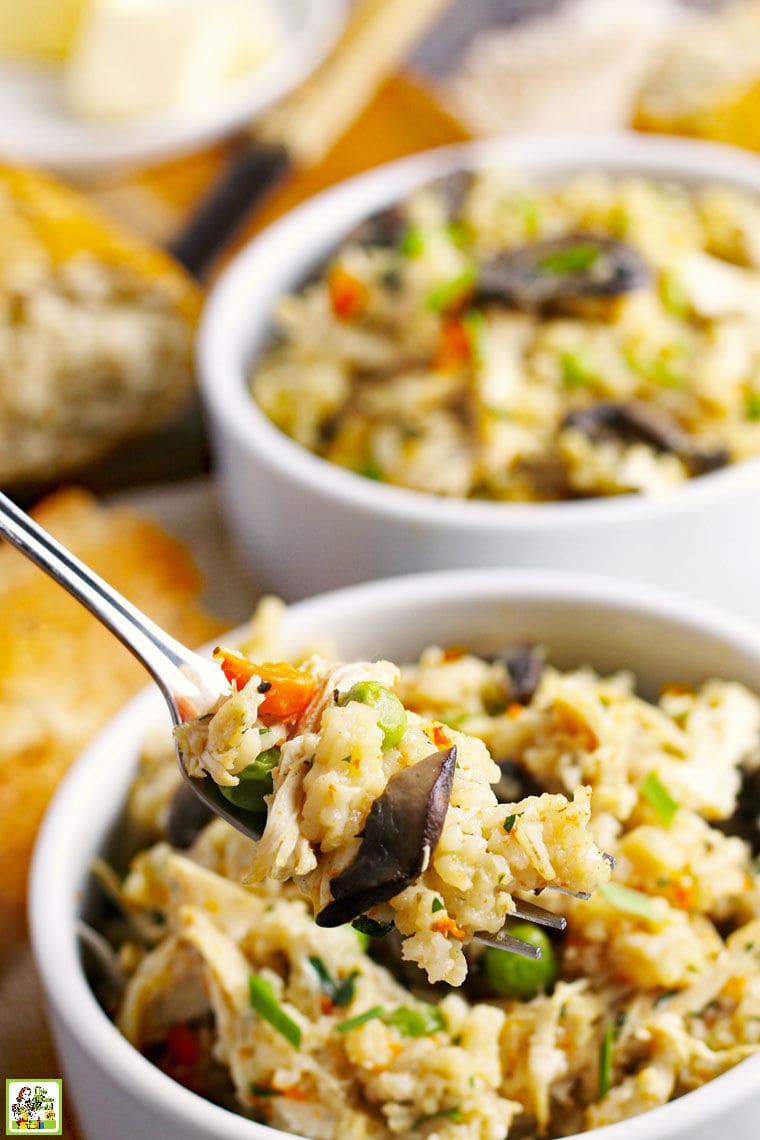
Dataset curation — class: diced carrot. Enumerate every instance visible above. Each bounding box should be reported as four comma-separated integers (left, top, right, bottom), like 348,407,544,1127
432,916,466,940
213,650,317,724
671,878,695,910
442,645,467,661
428,723,451,749
329,263,367,320
434,316,472,371
507,702,523,720
280,1086,310,1101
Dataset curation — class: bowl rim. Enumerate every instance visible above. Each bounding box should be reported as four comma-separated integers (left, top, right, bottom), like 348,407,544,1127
29,567,760,1140
198,130,760,530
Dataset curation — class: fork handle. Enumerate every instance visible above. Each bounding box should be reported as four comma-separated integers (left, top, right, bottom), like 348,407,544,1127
0,492,220,718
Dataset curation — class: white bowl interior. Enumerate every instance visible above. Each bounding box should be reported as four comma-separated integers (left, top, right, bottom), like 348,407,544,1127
30,570,760,1140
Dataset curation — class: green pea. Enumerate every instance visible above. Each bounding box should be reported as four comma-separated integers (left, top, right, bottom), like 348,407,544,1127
341,681,407,750
220,747,280,812
483,922,558,1000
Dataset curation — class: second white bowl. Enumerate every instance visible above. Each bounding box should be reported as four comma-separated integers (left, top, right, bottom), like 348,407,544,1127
199,132,760,615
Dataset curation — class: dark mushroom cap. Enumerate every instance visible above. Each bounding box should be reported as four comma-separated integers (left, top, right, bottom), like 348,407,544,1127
316,746,457,928
499,643,546,706
474,234,650,313
562,400,730,476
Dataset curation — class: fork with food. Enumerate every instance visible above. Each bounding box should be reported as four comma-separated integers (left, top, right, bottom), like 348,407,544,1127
0,491,611,984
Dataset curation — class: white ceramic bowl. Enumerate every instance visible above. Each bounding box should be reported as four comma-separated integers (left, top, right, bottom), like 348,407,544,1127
198,132,760,615
0,0,345,174
30,569,760,1140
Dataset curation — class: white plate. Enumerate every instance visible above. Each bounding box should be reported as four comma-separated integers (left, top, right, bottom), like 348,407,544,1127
0,0,345,175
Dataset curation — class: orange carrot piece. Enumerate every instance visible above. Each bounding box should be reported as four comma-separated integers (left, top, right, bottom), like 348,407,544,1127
434,316,472,371
329,263,367,320
214,650,317,723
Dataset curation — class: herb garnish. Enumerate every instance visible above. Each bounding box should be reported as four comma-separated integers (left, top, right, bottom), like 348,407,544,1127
540,243,600,275
640,771,678,825
599,882,659,921
248,974,302,1048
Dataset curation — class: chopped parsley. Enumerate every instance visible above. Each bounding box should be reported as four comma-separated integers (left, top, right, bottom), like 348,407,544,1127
745,391,760,421
432,897,445,913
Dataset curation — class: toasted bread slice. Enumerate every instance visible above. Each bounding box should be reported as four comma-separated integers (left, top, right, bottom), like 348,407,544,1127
0,165,202,484
0,488,224,949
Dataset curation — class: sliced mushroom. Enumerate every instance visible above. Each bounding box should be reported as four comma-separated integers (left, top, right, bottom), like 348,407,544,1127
427,169,474,221
315,746,457,928
474,234,650,316
499,643,545,705
493,759,545,804
562,400,729,476
714,767,760,855
346,204,407,249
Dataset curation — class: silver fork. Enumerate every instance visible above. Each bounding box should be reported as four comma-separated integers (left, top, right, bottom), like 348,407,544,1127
0,490,575,959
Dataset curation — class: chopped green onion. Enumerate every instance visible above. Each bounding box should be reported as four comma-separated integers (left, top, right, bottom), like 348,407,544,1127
599,882,659,921
426,267,477,312
560,350,597,391
248,974,302,1048
609,206,629,238
540,243,599,275
446,219,472,247
308,956,359,1008
385,1004,446,1038
351,916,394,938
401,224,426,258
357,458,385,482
250,1083,280,1098
432,897,445,913
598,1023,614,1100
462,309,486,366
640,771,678,825
513,194,540,239
336,1006,385,1034
503,814,518,833
745,391,760,421
412,1107,464,1129
660,268,690,318
308,955,333,992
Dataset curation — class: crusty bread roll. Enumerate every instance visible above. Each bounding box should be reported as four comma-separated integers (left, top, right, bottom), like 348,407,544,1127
0,488,224,950
0,165,202,485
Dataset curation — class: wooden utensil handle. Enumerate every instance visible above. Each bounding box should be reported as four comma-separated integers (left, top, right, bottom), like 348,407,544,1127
169,142,289,278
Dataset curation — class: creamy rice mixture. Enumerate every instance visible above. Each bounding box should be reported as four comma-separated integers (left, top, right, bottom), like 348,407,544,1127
250,169,760,500
99,600,760,1139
